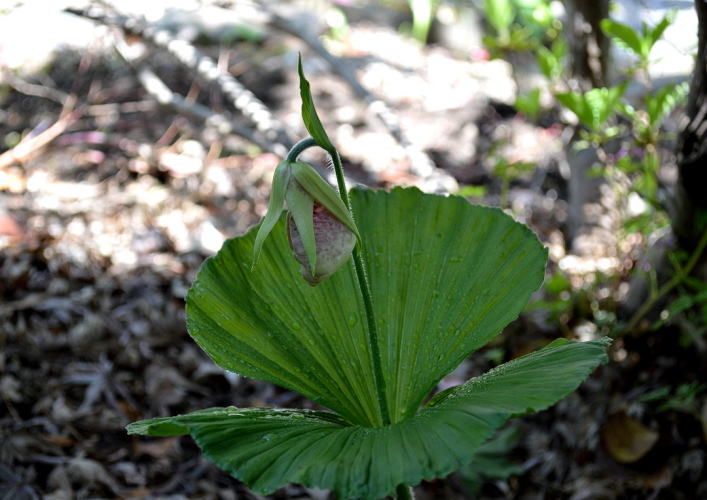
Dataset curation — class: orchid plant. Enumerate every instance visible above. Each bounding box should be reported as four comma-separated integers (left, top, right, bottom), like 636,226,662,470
127,57,610,500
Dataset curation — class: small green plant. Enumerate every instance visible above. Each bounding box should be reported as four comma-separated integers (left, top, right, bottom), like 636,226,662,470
639,382,706,414
483,0,559,55
542,10,692,254
600,11,675,70
555,82,628,144
458,424,523,496
126,58,610,499
536,37,566,82
622,82,689,147
493,157,536,207
515,87,542,121
407,0,438,44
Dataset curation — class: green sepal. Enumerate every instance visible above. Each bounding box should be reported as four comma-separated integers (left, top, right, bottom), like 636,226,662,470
253,161,291,269
290,161,360,240
298,55,336,154
286,181,317,275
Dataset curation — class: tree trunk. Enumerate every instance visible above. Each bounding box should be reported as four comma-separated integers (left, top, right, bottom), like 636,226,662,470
672,0,707,249
563,0,610,90
562,0,611,250
620,0,707,328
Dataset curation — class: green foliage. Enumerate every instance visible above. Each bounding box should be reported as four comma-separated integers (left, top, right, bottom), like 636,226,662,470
325,7,349,41
555,82,627,135
645,82,689,128
622,82,690,145
484,0,514,41
483,0,559,54
526,271,573,323
185,187,549,426
298,55,335,155
515,87,542,120
600,11,676,65
457,184,488,200
128,339,609,499
458,425,523,496
128,59,611,499
536,38,566,81
493,157,535,206
639,382,706,413
408,0,438,43
651,254,707,346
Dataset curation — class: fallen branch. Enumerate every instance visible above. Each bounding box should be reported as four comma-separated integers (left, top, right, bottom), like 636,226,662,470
113,36,279,154
65,5,292,156
0,68,70,105
0,110,82,169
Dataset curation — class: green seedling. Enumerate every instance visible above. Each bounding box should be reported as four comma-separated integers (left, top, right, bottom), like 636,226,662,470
621,82,689,146
127,57,610,500
536,38,566,81
555,82,628,141
515,87,542,121
600,11,676,67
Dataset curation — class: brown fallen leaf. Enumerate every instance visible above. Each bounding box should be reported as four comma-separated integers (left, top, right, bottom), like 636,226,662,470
602,411,659,464
638,462,673,490
40,434,76,448
0,213,24,245
132,437,179,459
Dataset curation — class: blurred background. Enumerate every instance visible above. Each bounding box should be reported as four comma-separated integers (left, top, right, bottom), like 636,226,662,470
1,0,705,498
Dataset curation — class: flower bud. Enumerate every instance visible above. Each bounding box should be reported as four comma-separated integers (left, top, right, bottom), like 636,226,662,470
288,201,356,285
253,160,359,286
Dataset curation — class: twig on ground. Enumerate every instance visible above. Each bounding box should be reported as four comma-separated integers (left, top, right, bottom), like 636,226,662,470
65,5,292,156
85,100,157,117
0,110,82,169
113,36,278,154
0,69,70,105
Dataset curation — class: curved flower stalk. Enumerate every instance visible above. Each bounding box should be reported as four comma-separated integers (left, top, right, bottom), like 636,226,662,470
252,160,359,285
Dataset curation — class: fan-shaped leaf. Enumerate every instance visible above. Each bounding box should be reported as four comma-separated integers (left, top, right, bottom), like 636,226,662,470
185,188,547,426
128,338,609,500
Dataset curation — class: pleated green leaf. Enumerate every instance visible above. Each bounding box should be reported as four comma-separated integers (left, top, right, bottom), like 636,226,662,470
185,187,547,426
127,338,609,500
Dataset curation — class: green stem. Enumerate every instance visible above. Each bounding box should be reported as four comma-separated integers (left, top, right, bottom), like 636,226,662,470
395,484,414,500
286,137,317,163
286,138,391,426
619,228,707,337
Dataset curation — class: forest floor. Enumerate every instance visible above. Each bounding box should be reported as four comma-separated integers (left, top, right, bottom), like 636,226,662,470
1,2,706,499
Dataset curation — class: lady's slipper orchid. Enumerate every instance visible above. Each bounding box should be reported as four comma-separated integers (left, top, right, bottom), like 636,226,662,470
252,160,359,285
288,201,356,285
